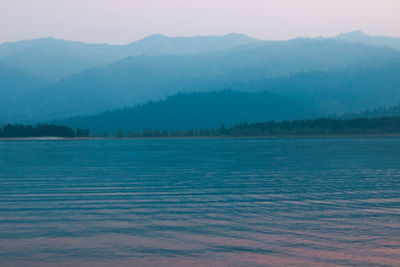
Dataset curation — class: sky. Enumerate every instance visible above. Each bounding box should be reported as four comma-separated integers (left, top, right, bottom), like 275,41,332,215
1,0,400,44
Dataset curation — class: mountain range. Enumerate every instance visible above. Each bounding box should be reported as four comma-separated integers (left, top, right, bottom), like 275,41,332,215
0,33,260,81
1,31,400,131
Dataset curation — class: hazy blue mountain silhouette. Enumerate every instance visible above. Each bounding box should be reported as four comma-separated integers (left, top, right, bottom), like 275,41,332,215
0,34,260,81
2,31,400,81
242,63,400,114
129,33,261,55
336,30,400,51
54,90,311,134
0,64,48,122
0,63,46,98
0,38,118,81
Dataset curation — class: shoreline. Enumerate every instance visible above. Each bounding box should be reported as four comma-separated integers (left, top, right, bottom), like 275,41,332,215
1,134,400,141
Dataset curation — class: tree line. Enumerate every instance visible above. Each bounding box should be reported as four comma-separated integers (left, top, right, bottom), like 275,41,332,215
2,117,400,138
0,124,89,138
110,117,400,138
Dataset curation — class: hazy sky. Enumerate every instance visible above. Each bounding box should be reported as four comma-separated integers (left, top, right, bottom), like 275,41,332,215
1,0,399,44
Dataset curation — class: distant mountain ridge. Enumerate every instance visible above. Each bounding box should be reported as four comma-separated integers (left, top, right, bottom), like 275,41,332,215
335,30,400,51
0,63,47,122
2,30,400,81
0,34,260,81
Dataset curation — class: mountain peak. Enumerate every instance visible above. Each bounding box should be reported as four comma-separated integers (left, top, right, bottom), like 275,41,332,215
138,33,256,42
141,34,168,41
337,30,368,39
223,33,250,38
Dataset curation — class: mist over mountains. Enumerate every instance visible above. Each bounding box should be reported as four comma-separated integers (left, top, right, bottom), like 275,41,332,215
337,30,400,51
1,31,400,131
0,33,260,81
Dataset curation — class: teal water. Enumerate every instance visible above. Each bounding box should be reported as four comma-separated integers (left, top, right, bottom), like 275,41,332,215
0,138,399,266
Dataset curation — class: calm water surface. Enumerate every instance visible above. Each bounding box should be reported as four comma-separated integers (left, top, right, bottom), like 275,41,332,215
0,138,399,266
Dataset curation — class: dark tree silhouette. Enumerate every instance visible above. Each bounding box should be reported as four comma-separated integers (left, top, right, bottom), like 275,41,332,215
0,124,89,138
111,117,400,138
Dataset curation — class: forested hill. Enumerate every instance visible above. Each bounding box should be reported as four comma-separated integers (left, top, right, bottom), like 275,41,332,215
54,90,312,135
51,62,400,135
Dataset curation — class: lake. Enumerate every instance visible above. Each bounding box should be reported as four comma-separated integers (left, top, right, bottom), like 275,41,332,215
0,138,399,266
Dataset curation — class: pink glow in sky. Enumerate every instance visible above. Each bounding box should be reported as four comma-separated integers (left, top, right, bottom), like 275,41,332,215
1,0,399,44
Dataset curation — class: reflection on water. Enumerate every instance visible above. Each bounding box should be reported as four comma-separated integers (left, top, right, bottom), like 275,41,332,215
0,138,399,266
